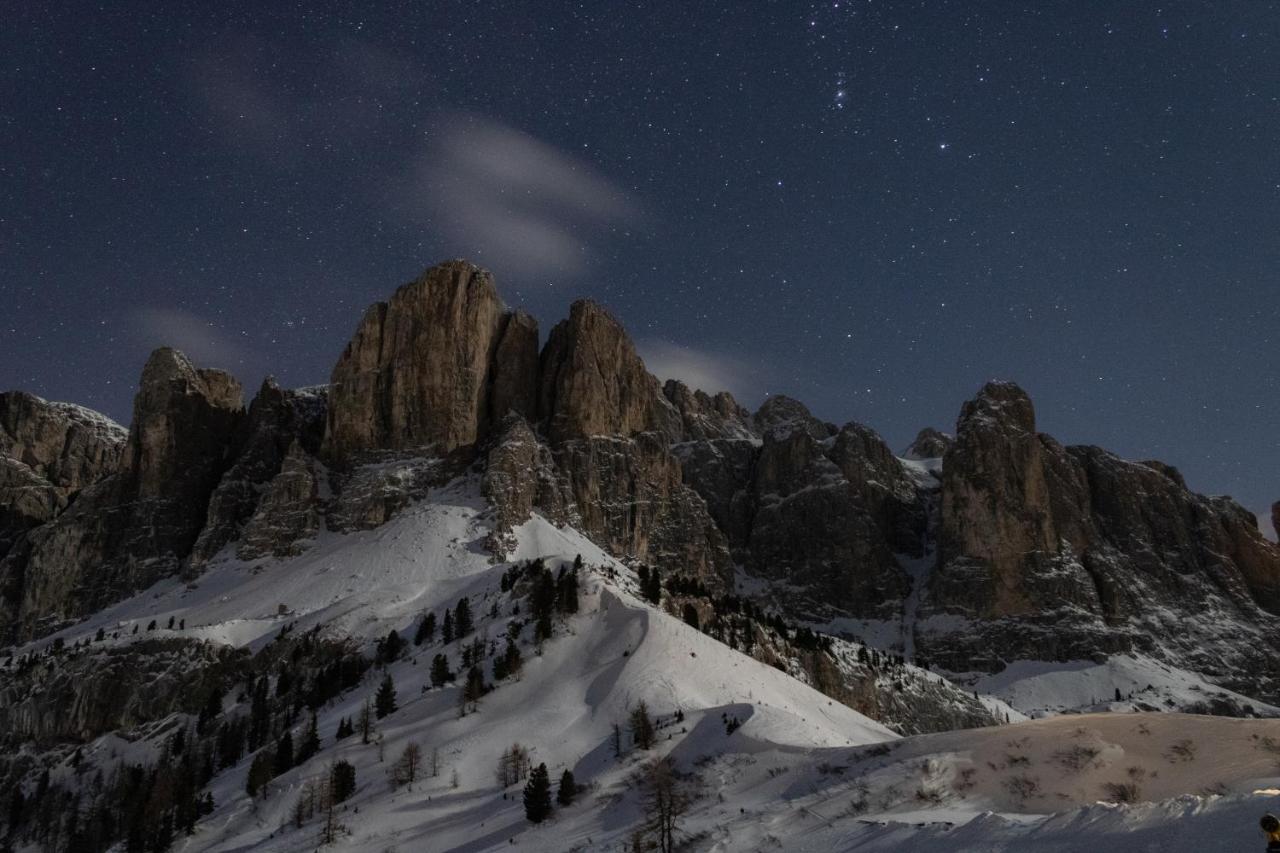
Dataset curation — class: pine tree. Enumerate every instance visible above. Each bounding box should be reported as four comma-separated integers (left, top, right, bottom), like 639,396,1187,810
296,711,320,764
246,750,274,798
557,769,577,806
630,701,655,750
358,699,374,744
523,763,552,823
374,673,397,719
430,653,453,688
681,603,700,630
273,731,294,776
644,568,662,604
442,609,454,644
414,611,437,646
454,597,474,638
463,665,486,712
378,629,404,664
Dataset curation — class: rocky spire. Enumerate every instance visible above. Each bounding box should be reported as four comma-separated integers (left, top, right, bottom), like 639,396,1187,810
537,299,680,444
323,260,538,463
903,427,954,460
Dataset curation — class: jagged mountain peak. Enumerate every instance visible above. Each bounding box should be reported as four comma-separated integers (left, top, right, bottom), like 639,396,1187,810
903,426,954,460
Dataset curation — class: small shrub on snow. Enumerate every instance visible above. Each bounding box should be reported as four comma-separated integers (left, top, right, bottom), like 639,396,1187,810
1003,774,1040,801
1102,781,1140,803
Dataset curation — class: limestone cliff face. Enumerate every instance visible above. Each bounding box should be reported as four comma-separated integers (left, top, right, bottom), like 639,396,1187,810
935,381,1062,616
324,260,537,462
662,380,754,442
920,381,1280,695
0,391,126,499
0,638,247,745
1,349,246,639
191,379,326,565
0,392,126,559
538,300,680,444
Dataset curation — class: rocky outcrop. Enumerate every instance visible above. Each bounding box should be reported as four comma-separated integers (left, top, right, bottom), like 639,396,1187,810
552,434,731,585
0,393,126,558
324,260,537,463
538,300,680,444
904,427,953,460
0,392,126,499
237,440,324,559
191,379,326,564
752,394,834,441
326,456,444,533
662,380,754,442
744,418,922,619
1,349,246,639
920,381,1280,697
0,638,247,745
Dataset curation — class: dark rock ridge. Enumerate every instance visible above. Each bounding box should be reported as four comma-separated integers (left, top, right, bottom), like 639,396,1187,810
0,350,248,639
0,637,247,746
0,392,126,558
919,381,1280,699
904,427,953,460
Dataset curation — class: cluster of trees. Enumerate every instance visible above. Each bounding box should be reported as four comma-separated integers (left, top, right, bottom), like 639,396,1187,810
5,734,216,853
290,760,356,843
526,558,580,642
636,565,663,605
521,764,577,823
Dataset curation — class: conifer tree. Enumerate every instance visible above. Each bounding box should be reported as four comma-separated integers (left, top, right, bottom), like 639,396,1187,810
630,701,655,750
430,653,453,688
523,763,552,823
414,611,437,646
557,769,577,806
454,597,474,638
463,665,486,712
374,673,397,719
296,711,320,764
273,731,294,776
330,753,355,799
358,699,374,744
246,750,273,798
442,609,454,644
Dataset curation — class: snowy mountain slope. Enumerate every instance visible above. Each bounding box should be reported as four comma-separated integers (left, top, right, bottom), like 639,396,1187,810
7,474,1280,853
969,655,1280,719
10,475,899,851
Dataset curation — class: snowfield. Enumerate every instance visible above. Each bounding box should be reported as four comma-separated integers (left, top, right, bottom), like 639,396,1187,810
17,476,1280,852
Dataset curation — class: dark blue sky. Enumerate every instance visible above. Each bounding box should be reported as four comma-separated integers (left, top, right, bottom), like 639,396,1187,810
2,2,1276,533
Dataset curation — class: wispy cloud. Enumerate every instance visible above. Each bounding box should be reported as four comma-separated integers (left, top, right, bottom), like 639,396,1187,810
1257,506,1278,542
131,308,259,373
637,339,766,405
393,113,646,278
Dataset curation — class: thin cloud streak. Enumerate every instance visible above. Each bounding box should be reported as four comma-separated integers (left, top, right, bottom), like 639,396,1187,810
396,113,646,279
131,308,260,374
637,339,767,406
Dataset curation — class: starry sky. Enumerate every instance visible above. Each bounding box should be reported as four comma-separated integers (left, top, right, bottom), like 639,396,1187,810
2,2,1277,534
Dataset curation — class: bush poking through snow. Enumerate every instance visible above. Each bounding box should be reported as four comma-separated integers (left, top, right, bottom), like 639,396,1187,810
1102,781,1141,803
1003,774,1041,801
1164,739,1196,762
1054,745,1101,772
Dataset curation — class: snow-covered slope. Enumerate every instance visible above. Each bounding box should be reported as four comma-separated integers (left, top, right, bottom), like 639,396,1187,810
12,476,1280,853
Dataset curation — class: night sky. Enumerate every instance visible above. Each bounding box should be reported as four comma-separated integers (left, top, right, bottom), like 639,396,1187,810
2,3,1277,534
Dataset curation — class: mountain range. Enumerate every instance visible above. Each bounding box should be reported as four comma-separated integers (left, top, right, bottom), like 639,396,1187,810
2,260,1278,852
